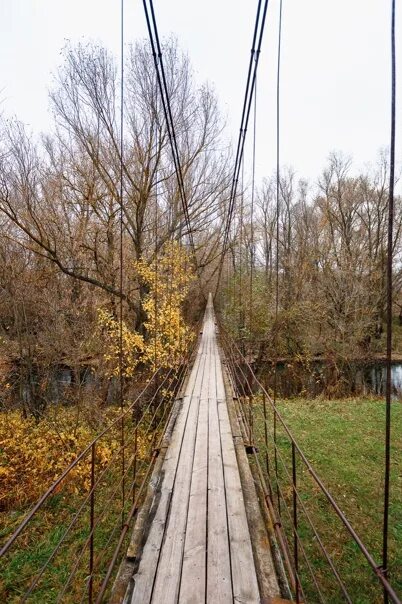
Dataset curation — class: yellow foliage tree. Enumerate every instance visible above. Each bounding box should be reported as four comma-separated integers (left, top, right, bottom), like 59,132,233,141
137,241,195,368
97,241,195,375
97,309,144,378
0,410,119,510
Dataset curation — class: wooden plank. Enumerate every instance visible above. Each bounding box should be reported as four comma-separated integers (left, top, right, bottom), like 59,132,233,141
217,361,260,603
179,307,214,602
185,330,206,393
131,334,207,603
178,395,209,602
214,340,226,400
150,348,207,602
130,395,192,603
211,299,260,603
206,393,233,602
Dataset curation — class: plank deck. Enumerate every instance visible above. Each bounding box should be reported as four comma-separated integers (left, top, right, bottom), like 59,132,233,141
130,294,261,604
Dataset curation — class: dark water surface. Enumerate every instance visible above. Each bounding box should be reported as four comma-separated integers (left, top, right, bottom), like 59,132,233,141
260,360,402,398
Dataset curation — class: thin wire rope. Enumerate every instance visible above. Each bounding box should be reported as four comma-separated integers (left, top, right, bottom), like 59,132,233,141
262,427,353,601
273,0,283,516
224,334,344,600
142,0,204,293
221,327,401,603
0,366,165,560
53,356,191,603
232,193,236,318
383,0,396,600
249,70,257,339
242,390,352,600
154,68,159,371
225,225,230,309
239,154,244,343
119,0,126,527
215,0,270,296
223,0,265,251
21,361,182,601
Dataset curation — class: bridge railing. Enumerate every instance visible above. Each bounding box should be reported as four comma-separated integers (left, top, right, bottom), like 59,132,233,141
220,328,401,604
0,350,193,603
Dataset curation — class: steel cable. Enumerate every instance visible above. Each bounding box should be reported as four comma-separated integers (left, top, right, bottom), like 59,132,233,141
382,1,396,600
142,0,204,292
215,0,270,296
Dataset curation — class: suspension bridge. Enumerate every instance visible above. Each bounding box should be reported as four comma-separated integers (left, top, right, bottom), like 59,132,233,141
123,294,279,603
0,0,400,602
1,291,401,603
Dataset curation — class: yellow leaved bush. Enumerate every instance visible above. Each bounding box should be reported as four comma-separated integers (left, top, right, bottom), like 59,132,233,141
98,241,195,375
0,410,119,510
97,308,144,378
137,241,195,368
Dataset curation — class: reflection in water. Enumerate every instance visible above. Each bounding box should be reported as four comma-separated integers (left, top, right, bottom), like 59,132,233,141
261,361,402,398
367,364,402,396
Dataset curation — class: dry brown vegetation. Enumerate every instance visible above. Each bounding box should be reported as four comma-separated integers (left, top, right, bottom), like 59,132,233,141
222,152,402,369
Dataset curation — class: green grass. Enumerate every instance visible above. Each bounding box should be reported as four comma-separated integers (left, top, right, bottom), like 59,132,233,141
0,435,154,603
0,474,127,603
0,399,167,602
254,396,402,603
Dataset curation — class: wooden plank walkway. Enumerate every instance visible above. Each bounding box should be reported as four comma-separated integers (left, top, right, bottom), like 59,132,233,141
130,294,261,603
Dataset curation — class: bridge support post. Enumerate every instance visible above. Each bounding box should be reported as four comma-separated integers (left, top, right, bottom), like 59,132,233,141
89,442,96,603
292,441,300,603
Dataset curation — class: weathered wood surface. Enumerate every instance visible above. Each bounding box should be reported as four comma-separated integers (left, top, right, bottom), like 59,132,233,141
130,294,261,603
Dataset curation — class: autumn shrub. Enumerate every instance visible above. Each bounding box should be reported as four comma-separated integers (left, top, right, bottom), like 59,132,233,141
97,241,195,376
0,243,195,512
96,308,145,378
137,241,195,368
0,410,119,511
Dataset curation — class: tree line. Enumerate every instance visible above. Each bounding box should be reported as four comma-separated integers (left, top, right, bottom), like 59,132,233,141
222,151,402,372
0,37,399,414
0,38,229,415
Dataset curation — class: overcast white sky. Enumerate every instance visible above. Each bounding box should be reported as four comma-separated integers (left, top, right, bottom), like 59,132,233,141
0,0,400,188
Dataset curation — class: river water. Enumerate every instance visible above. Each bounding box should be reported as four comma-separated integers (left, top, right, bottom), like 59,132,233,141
261,360,402,398
364,363,402,395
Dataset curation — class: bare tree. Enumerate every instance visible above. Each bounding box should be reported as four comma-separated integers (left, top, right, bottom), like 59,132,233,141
0,38,230,332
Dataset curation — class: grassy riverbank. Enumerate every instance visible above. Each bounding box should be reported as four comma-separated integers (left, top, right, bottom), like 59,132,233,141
264,397,402,603
0,406,155,602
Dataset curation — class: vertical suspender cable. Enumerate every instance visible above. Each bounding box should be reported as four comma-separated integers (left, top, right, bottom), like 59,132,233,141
231,205,236,319
119,0,126,524
249,71,257,340
274,0,283,396
151,111,160,447
382,1,396,600
214,0,270,298
154,70,159,371
239,156,244,341
273,0,283,514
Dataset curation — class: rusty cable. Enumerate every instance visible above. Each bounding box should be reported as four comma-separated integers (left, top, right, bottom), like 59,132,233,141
382,2,396,600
